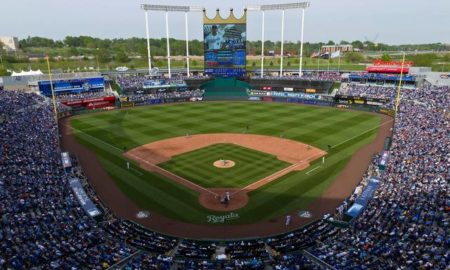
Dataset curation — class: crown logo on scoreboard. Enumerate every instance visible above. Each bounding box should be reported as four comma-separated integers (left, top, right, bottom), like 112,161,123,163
203,8,247,24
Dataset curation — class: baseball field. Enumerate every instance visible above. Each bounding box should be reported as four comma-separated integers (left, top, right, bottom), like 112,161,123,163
66,101,389,235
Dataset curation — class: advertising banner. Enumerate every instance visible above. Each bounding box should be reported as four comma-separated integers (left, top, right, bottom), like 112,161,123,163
248,90,322,100
38,77,105,96
334,95,388,106
61,96,116,108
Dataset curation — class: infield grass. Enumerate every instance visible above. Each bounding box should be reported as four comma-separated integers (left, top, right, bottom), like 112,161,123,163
160,143,291,188
71,102,382,224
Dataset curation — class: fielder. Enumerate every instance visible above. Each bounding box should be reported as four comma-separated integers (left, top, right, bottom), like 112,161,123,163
285,215,292,226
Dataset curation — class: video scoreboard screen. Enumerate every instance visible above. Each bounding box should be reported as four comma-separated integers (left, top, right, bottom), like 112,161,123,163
203,22,246,77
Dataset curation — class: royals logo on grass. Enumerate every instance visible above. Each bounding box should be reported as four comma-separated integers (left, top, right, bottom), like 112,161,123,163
207,212,240,223
298,210,312,218
136,211,150,219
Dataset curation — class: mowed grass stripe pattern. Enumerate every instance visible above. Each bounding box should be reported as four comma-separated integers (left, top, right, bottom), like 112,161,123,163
71,102,382,224
160,144,290,188
72,102,377,150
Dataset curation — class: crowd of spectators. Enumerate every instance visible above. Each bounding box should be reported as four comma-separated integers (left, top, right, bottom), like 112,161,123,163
120,252,173,270
176,240,216,260
252,72,341,82
310,82,449,269
271,253,322,270
124,89,204,103
0,90,135,269
115,75,187,91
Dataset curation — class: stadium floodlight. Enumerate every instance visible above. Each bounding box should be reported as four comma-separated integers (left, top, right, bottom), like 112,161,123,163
141,4,204,78
246,6,262,11
246,2,310,78
140,4,203,12
260,2,310,11
247,2,310,11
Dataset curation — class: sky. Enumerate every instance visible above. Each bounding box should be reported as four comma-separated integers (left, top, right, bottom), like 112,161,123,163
0,0,449,44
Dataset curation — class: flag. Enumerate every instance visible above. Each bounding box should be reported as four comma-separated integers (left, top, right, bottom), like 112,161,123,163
310,51,320,58
330,50,341,59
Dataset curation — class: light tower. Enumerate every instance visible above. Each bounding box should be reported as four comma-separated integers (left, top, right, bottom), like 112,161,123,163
247,2,310,78
141,4,203,78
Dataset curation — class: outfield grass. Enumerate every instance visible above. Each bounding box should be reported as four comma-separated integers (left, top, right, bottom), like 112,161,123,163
160,143,290,188
71,102,381,224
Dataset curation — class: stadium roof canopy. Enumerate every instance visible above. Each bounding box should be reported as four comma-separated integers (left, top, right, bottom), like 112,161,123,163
11,70,44,77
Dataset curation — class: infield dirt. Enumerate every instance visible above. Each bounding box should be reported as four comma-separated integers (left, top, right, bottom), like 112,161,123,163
124,134,326,211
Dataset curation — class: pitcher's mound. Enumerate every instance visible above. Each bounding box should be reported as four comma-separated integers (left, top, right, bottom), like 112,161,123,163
213,160,235,169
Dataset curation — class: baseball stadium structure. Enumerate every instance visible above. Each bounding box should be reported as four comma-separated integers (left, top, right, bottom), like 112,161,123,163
1,2,448,270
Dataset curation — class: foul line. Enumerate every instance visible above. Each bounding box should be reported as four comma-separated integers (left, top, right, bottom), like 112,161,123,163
306,165,321,175
65,122,218,196
128,153,219,196
231,150,327,197
63,122,124,153
130,167,143,176
331,118,393,149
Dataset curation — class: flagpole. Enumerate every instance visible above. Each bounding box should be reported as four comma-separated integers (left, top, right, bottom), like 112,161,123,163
394,51,406,114
327,54,330,72
46,55,58,120
317,54,319,72
337,51,341,72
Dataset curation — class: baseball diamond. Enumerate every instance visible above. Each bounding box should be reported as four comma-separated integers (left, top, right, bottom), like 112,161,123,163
63,101,392,238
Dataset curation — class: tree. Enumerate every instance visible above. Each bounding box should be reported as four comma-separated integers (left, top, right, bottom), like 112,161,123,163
68,47,79,56
0,67,10,76
327,40,335,45
381,53,391,62
442,53,449,62
115,50,129,63
351,40,364,50
96,48,110,63
19,36,55,48
340,40,350,45
407,53,437,67
344,52,365,63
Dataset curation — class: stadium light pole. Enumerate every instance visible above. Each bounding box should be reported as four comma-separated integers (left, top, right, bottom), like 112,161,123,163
165,11,171,78
141,4,203,77
261,11,265,78
280,10,285,77
247,2,310,78
144,10,152,75
185,12,190,78
298,8,305,77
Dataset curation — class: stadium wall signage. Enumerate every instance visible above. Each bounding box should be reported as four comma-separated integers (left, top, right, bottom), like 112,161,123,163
68,178,101,217
248,90,322,100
